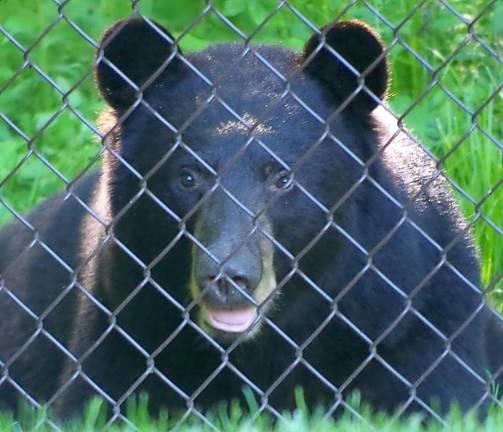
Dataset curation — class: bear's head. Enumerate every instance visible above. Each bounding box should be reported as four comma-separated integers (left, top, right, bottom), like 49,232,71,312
94,17,389,343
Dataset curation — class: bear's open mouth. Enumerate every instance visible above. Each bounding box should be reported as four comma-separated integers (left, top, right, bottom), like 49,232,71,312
204,306,257,333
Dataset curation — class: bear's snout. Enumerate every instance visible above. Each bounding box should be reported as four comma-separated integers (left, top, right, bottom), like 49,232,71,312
201,274,254,307
194,233,263,306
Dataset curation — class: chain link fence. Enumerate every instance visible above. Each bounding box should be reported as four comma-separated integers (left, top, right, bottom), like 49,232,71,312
0,0,502,429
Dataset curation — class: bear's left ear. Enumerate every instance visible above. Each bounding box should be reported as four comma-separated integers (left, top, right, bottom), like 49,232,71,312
304,20,389,112
96,17,183,111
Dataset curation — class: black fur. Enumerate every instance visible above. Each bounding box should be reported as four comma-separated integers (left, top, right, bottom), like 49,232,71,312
0,17,501,419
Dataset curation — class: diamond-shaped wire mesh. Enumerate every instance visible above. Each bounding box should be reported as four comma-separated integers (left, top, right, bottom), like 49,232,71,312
0,0,502,429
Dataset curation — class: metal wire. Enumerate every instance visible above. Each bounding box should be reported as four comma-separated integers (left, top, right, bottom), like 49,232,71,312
0,0,501,429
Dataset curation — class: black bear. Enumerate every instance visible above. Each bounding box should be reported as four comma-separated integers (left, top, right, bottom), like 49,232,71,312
0,16,502,420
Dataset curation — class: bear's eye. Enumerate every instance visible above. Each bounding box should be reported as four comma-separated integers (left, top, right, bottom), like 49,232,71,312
179,168,199,189
271,170,293,191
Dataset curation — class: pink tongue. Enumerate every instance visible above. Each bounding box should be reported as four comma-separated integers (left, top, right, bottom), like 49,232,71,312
206,307,257,333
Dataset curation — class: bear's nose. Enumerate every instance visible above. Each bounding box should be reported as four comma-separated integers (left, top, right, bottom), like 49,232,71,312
201,274,253,307
195,237,263,307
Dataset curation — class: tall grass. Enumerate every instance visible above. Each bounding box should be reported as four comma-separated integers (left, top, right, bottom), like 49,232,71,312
1,393,503,432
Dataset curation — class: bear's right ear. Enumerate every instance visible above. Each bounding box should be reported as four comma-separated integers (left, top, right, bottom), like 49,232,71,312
303,20,389,112
96,18,182,111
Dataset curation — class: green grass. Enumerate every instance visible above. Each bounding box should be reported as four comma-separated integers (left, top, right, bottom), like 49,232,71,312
0,393,502,432
0,1,502,427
